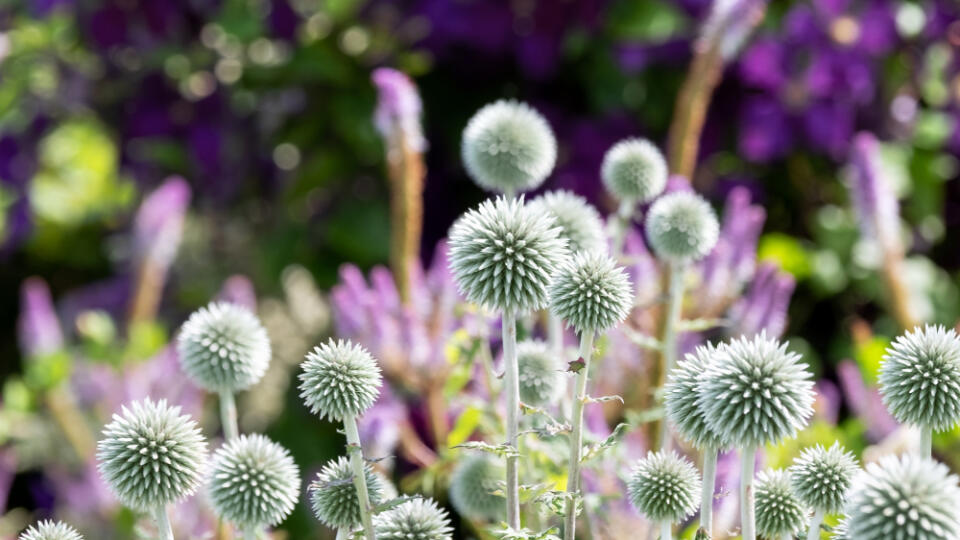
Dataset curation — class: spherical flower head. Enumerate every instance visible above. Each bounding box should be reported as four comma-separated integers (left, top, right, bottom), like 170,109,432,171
879,324,960,431
375,497,454,540
755,469,806,539
309,456,385,529
299,339,382,421
844,454,960,540
449,454,505,521
549,252,632,334
527,190,607,255
448,196,568,312
208,434,300,528
788,442,858,513
627,450,701,523
516,340,564,407
97,398,207,511
461,100,556,193
19,521,83,540
664,345,727,450
698,333,814,448
601,138,667,204
176,302,272,393
645,191,719,263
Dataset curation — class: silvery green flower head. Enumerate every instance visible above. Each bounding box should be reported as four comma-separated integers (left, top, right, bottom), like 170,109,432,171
516,340,564,407
375,497,454,540
549,251,633,335
448,196,568,313
299,339,382,422
664,344,727,450
601,138,667,204
788,442,859,514
208,434,300,528
755,469,806,539
461,100,556,194
19,521,83,540
698,333,815,449
832,516,851,539
879,324,960,431
97,398,207,511
645,191,719,263
844,454,960,540
449,454,505,521
176,301,272,393
627,450,701,523
309,455,385,529
527,190,607,255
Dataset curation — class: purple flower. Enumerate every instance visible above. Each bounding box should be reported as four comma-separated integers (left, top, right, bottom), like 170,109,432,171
216,275,257,311
846,132,901,251
699,0,768,60
133,176,191,271
836,360,898,441
727,263,796,338
372,68,425,152
17,277,63,358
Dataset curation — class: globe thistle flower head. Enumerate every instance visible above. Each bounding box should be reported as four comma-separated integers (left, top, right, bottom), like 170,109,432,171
461,100,556,193
664,345,727,450
879,324,960,431
698,333,814,448
97,398,207,511
516,340,564,407
299,339,382,421
527,190,607,255
208,434,300,528
309,456,385,529
645,191,719,262
845,454,960,540
176,302,272,393
832,516,851,539
788,442,859,513
19,521,83,540
549,251,633,334
375,497,454,540
449,454,506,521
755,469,806,539
627,450,701,523
448,196,568,312
601,138,668,204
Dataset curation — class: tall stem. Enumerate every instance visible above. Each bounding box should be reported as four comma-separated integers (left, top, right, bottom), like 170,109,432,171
385,129,425,304
564,331,596,540
344,415,377,540
219,391,239,441
807,508,825,540
700,447,718,537
658,261,686,450
154,505,174,540
502,310,521,528
243,526,258,540
611,201,634,259
660,521,672,540
548,314,572,417
740,447,757,540
920,427,932,457
336,529,350,540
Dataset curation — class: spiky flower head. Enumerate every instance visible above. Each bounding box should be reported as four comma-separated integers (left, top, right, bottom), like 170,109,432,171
627,450,701,523
19,521,83,540
844,454,960,540
308,456,385,529
299,339,382,421
449,454,505,521
645,191,719,263
448,196,567,312
516,340,564,407
879,324,960,431
461,100,556,194
755,469,806,539
527,190,607,254
788,442,859,513
208,434,300,528
97,398,207,511
664,345,727,450
601,138,667,204
832,517,851,539
375,498,454,540
549,251,632,334
176,302,272,393
699,333,814,449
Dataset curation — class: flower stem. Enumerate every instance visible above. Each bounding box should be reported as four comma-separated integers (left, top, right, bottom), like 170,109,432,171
658,261,686,450
920,427,932,457
548,313,572,417
807,508,825,540
700,447,718,536
740,447,757,540
243,526,258,540
344,414,377,540
336,529,350,540
154,505,174,540
502,310,521,528
219,391,239,441
385,127,425,304
660,521,672,540
611,201,634,259
564,330,596,540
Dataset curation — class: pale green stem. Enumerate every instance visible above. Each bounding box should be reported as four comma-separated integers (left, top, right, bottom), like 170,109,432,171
660,521,672,540
243,526,258,540
659,260,686,451
502,310,521,528
219,391,239,441
740,447,757,540
154,505,174,540
921,427,932,457
564,331,596,540
344,415,376,540
548,313,572,417
611,200,635,259
807,508,825,540
336,529,350,540
700,447,718,537
781,534,792,540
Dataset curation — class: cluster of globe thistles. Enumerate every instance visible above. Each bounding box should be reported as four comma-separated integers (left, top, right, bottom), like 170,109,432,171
548,252,632,334
309,455,387,529
601,138,667,205
627,450,701,524
299,338,383,422
754,469,806,539
789,442,858,514
645,191,719,263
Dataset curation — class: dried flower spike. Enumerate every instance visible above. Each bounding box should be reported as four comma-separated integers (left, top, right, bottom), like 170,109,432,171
308,456,386,529
19,521,83,540
375,497,454,540
299,339,382,422
516,340,564,407
628,450,701,525
528,190,607,255
601,138,668,205
755,469,806,540
548,252,632,335
449,454,506,522
461,100,556,194
645,191,719,263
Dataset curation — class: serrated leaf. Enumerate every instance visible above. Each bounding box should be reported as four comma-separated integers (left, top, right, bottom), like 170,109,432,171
453,441,521,458
371,495,419,514
533,490,580,518
617,326,662,350
583,394,624,405
580,422,630,463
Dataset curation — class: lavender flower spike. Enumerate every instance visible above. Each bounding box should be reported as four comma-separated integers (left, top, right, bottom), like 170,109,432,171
847,133,901,252
372,68,426,153
17,277,63,357
699,0,768,61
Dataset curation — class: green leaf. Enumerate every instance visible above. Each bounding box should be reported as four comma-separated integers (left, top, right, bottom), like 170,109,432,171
447,406,482,448
581,423,630,463
452,441,521,459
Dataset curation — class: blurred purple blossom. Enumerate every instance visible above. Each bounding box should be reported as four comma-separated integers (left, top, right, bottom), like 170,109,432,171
17,277,64,358
699,0,767,60
846,132,901,251
216,275,258,311
727,263,796,338
372,68,425,153
133,176,191,272
836,360,897,441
